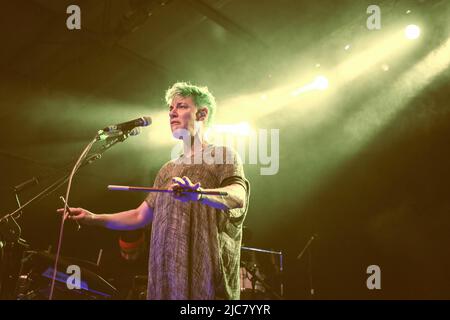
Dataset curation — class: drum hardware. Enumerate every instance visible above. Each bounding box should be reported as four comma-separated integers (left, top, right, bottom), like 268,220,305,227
14,250,118,300
240,246,283,300
126,275,148,300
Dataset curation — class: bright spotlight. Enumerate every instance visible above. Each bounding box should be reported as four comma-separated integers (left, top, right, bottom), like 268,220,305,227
405,24,421,40
313,76,329,90
291,75,329,96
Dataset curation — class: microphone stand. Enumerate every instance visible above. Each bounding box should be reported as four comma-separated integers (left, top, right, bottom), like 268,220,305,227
49,130,136,300
296,234,316,297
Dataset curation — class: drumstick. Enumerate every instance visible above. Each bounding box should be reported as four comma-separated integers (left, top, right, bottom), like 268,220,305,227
107,185,228,196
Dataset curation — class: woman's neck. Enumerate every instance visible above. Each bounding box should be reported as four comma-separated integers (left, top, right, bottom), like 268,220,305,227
183,133,207,157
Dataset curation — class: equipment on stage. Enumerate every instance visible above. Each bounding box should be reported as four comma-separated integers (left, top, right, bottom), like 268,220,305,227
239,246,284,300
0,200,117,300
240,261,266,299
126,275,148,300
100,116,152,133
14,251,117,300
0,207,116,300
96,116,152,141
1,117,152,299
106,245,284,301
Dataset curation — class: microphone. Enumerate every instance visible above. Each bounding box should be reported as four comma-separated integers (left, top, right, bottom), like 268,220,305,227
97,127,141,141
100,116,152,133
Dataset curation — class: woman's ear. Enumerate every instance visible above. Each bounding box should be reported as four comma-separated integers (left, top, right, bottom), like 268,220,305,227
196,108,208,121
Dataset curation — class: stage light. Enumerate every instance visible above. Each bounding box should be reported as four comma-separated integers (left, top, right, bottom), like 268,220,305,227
291,75,329,96
405,24,421,40
313,76,329,90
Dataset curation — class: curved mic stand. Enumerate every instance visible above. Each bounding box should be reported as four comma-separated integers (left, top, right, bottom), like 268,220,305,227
48,130,137,300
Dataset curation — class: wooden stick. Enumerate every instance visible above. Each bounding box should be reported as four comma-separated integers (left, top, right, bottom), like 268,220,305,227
107,185,228,196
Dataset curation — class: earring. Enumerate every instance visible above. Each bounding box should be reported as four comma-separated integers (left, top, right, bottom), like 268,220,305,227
197,112,205,120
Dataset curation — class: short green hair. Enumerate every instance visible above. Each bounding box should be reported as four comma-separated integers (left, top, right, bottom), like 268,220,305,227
165,82,216,126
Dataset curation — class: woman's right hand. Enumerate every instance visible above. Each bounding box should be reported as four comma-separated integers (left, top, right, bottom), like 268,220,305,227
56,207,97,226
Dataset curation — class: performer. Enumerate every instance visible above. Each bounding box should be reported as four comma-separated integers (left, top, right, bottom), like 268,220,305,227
118,229,147,261
58,82,250,300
